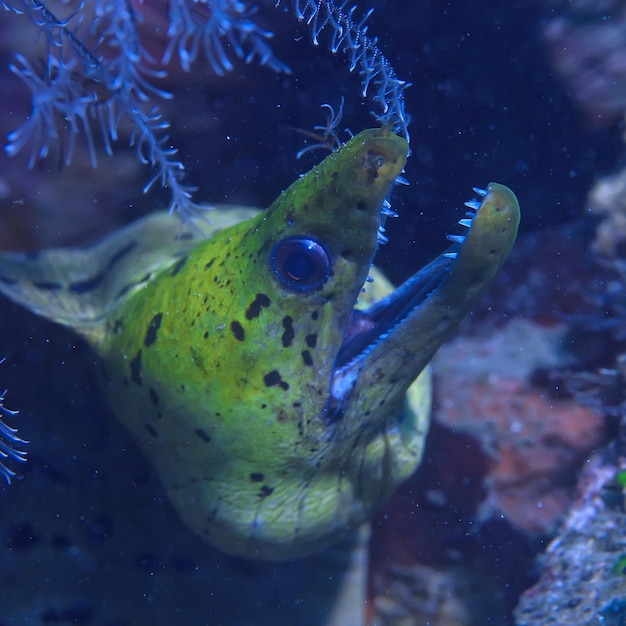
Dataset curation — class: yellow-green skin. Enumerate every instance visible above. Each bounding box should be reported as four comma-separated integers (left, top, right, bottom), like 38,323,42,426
100,128,415,559
0,127,520,562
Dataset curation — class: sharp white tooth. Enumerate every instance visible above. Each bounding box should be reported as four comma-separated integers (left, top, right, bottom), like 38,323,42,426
458,218,473,228
382,207,399,217
394,175,409,186
465,199,481,210
382,199,399,217
473,186,488,196
444,252,457,259
447,234,465,244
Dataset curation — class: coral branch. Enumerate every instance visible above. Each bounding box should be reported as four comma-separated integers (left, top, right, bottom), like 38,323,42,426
0,359,27,485
2,0,409,220
280,0,410,141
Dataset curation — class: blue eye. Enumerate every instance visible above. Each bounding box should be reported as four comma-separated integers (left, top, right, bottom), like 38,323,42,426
270,237,330,291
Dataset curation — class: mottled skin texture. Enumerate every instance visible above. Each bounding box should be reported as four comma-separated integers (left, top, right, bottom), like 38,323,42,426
99,128,414,559
0,128,520,565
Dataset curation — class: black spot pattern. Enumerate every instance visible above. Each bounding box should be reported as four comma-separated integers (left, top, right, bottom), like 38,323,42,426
69,242,137,294
69,271,107,294
258,237,272,255
144,423,158,437
169,256,187,276
108,241,137,266
245,293,271,320
144,312,163,347
194,428,211,443
263,370,289,391
249,472,265,482
281,316,295,347
305,333,317,348
130,350,143,385
32,281,63,290
301,350,313,366
149,388,160,406
263,370,281,387
258,485,274,498
114,272,152,300
230,321,245,341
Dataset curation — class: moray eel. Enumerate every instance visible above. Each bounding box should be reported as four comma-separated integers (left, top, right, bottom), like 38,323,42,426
0,127,519,560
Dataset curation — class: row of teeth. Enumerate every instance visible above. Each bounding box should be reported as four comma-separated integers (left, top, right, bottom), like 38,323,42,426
376,173,410,244
443,186,487,259
376,176,487,272
370,183,487,288
378,181,488,252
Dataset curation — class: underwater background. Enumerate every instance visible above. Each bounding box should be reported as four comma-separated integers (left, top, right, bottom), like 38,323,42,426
1,0,626,624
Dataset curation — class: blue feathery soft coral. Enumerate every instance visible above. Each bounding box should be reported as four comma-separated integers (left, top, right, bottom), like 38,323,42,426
283,0,410,139
0,359,27,485
1,0,409,221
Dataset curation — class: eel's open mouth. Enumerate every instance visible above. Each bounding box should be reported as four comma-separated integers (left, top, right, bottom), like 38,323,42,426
332,183,520,381
334,188,483,371
336,253,454,370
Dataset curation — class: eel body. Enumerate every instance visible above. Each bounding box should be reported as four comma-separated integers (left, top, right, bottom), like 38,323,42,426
0,128,520,560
